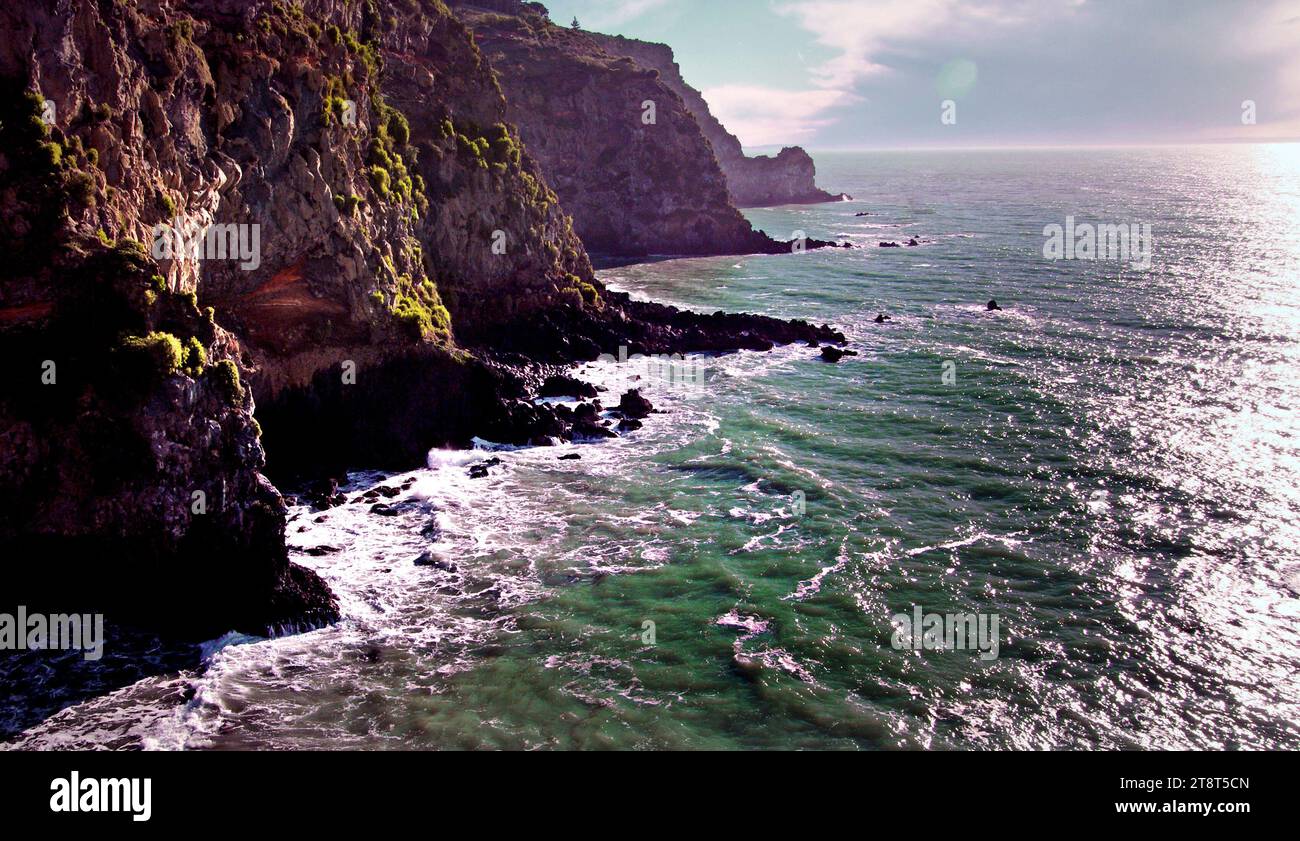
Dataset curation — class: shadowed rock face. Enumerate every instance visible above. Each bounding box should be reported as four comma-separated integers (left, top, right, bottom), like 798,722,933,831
451,2,801,258
0,0,848,639
586,34,849,208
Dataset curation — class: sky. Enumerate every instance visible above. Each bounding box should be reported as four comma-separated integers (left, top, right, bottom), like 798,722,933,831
536,0,1300,150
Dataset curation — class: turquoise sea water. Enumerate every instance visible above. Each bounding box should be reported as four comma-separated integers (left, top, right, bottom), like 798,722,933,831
11,146,1300,749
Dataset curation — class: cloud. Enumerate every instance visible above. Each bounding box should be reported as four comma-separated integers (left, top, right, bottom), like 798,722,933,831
700,85,858,146
775,0,1076,90
768,0,1300,145
719,0,1071,145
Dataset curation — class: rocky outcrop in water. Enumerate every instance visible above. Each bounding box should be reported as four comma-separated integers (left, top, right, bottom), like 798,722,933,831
587,34,848,208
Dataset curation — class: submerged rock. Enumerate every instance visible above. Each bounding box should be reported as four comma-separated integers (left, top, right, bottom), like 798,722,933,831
468,457,504,479
414,551,458,573
820,346,859,363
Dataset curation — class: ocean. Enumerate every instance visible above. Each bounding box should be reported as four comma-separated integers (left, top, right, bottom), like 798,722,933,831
7,145,1300,750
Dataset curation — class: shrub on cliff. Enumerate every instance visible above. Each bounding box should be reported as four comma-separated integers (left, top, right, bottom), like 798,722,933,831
65,171,96,207
183,336,207,376
387,111,410,146
0,84,103,267
561,274,601,308
334,193,364,217
211,359,245,405
489,124,521,164
113,331,185,390
368,165,391,198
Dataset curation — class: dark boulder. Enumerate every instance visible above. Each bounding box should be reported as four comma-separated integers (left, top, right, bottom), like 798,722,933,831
306,478,347,509
468,456,504,479
617,389,654,419
820,346,859,363
539,374,598,399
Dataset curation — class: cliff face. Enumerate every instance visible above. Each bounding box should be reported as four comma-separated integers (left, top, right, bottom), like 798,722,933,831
588,34,848,208
451,2,793,258
0,0,600,634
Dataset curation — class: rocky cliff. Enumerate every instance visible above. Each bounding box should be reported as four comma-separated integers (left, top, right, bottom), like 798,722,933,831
0,0,846,638
0,0,594,635
451,2,842,257
587,33,848,208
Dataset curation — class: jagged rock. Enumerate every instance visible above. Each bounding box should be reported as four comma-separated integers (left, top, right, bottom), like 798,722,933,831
572,406,618,439
617,389,654,419
306,478,347,509
539,374,598,399
559,453,582,460
468,456,503,478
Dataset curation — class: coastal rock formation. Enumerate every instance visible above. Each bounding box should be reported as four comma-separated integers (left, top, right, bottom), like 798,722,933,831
451,1,840,257
587,33,848,207
0,0,594,633
0,0,848,638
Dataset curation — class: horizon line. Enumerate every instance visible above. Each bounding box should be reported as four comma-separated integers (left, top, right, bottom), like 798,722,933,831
745,139,1300,154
